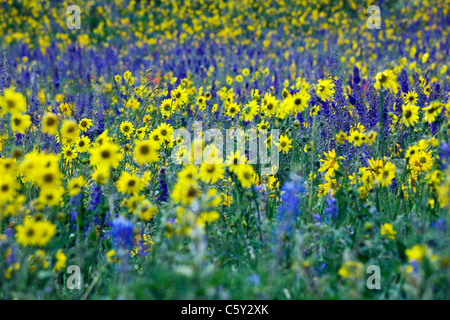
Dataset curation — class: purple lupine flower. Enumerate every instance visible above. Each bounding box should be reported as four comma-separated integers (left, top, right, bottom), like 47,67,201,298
86,92,94,120
0,51,10,93
390,177,398,193
413,72,426,108
87,183,102,212
439,142,450,169
429,82,440,101
348,94,356,105
28,64,40,126
157,167,168,203
352,66,361,85
315,262,327,275
111,216,134,250
431,218,446,233
296,111,304,126
410,259,419,274
359,146,369,167
15,133,24,145
328,50,338,80
70,193,83,231
85,183,103,235
246,274,261,287
430,121,438,135
101,211,113,242
394,91,403,119
399,69,409,93
366,82,380,128
279,182,302,215
324,195,338,223
276,178,304,236
382,91,395,138
74,93,82,120
333,79,346,107
313,214,323,223
96,94,105,136
3,224,12,238
353,79,368,127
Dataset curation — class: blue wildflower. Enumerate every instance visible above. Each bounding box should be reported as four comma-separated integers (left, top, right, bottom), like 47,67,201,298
352,66,360,85
245,274,261,287
276,177,305,236
157,167,168,203
112,216,135,251
439,142,450,168
324,195,338,224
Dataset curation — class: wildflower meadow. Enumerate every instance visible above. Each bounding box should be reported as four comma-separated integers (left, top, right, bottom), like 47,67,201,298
0,0,449,301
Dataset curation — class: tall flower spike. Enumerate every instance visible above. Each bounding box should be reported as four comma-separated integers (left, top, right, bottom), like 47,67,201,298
399,69,409,93
324,195,338,224
111,216,134,251
157,167,168,203
276,176,305,236
1,51,10,93
352,66,360,85
29,63,40,126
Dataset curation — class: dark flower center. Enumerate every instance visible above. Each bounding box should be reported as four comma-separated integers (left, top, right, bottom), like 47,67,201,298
187,186,198,197
26,228,35,237
7,99,15,109
43,173,54,183
101,150,111,159
46,117,56,126
140,145,150,155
